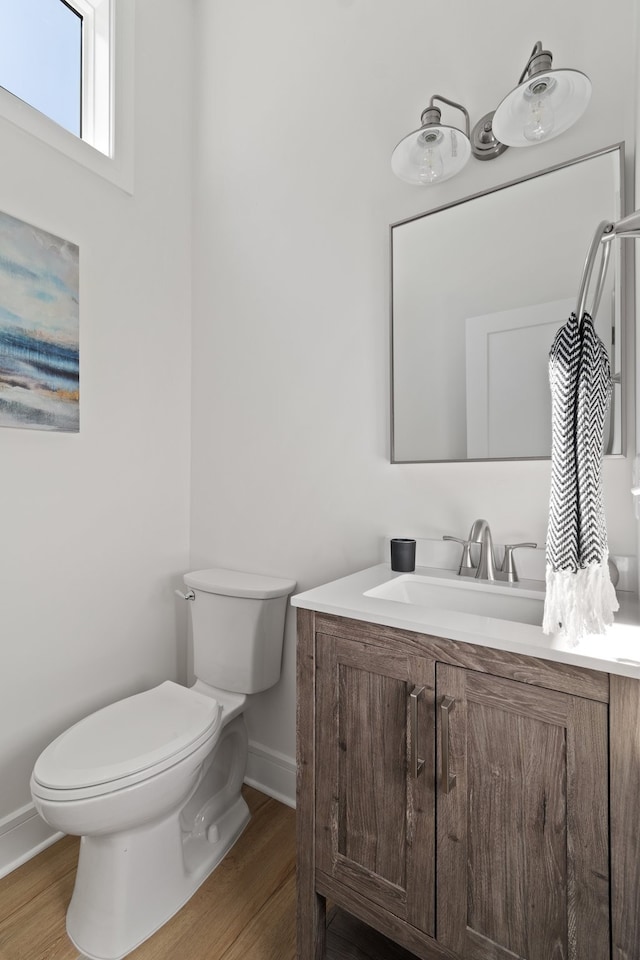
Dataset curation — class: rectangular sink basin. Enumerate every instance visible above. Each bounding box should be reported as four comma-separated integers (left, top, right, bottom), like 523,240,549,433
364,573,545,627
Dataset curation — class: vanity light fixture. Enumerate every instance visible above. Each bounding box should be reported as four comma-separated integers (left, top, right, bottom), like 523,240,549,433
490,41,592,147
391,95,472,185
393,43,591,184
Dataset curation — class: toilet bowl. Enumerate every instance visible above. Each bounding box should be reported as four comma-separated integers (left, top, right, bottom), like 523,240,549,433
30,567,295,960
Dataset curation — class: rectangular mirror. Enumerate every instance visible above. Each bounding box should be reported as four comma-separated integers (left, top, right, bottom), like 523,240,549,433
390,144,625,463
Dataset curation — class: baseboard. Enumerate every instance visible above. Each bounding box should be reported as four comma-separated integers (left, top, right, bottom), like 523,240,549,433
0,802,63,880
245,740,296,809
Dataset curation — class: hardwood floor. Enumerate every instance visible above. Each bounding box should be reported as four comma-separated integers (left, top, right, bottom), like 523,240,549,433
0,786,410,960
0,787,296,960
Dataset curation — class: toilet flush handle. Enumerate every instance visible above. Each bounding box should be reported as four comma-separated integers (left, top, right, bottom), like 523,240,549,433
175,589,195,601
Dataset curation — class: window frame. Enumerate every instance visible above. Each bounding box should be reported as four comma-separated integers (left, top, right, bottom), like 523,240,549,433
0,0,133,193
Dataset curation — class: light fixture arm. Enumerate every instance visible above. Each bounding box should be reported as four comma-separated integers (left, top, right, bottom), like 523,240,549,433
516,41,553,85
423,95,470,139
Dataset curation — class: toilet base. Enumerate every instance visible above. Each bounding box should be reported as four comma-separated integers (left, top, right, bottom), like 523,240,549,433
66,715,250,960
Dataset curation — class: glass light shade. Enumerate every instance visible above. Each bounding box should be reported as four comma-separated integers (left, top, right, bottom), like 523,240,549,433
392,124,471,185
492,68,591,147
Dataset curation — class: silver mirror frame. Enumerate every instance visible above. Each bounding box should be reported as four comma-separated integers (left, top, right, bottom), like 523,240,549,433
390,143,628,464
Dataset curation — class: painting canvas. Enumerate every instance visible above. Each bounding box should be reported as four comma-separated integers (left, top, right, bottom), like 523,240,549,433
0,212,79,432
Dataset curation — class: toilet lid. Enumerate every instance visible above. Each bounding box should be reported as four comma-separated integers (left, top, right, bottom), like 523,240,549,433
33,681,221,791
184,567,296,599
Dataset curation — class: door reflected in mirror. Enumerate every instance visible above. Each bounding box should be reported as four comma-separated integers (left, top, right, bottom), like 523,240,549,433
390,144,625,463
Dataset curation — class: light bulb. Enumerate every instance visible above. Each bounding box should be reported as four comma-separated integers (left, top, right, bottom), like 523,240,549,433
415,130,444,184
523,79,556,142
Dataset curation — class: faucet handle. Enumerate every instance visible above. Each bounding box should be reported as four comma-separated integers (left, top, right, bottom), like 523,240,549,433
500,542,538,583
443,535,476,577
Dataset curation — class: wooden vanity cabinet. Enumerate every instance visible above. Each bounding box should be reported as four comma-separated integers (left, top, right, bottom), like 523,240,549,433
297,610,639,960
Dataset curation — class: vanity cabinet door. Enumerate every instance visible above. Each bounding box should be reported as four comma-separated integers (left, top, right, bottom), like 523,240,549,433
315,633,436,938
436,665,610,960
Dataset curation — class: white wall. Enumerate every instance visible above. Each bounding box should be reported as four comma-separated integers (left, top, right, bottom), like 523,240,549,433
0,0,193,867
190,0,638,792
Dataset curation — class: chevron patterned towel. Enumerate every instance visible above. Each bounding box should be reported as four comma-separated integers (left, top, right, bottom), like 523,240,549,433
543,312,619,644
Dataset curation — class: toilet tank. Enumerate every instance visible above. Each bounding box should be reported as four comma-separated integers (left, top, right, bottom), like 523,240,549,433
183,568,296,694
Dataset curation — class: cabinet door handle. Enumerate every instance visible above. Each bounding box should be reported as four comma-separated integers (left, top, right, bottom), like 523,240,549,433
410,685,425,778
440,695,457,793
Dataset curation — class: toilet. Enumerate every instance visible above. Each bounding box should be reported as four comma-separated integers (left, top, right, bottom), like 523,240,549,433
30,567,295,960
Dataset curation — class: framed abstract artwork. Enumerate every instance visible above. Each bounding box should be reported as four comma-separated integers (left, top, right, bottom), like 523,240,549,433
0,211,79,432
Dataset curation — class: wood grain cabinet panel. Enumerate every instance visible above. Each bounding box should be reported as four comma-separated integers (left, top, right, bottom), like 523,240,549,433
315,634,436,938
436,665,610,960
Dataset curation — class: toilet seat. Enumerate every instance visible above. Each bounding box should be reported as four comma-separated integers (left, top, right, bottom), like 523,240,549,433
31,681,222,802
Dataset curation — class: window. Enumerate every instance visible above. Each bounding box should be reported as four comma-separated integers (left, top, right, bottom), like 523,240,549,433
0,0,83,137
0,0,133,193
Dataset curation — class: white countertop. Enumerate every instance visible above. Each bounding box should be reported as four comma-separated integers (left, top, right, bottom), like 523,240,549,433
292,563,640,680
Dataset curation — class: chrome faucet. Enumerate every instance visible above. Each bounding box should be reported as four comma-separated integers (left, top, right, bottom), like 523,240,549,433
444,520,537,583
468,519,498,581
443,519,497,579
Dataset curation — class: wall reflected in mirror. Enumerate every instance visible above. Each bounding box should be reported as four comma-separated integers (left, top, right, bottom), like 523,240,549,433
390,144,625,463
